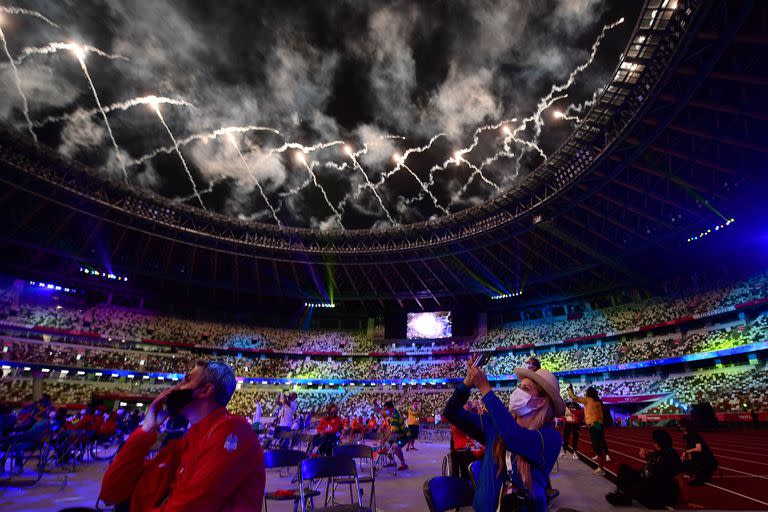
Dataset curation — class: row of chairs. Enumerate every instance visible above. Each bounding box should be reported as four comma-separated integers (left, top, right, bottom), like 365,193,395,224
264,444,378,512
1,428,124,486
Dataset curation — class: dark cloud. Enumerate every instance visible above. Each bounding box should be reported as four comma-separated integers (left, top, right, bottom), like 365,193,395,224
0,0,641,230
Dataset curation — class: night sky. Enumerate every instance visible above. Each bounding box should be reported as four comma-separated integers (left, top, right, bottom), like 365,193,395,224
0,0,642,230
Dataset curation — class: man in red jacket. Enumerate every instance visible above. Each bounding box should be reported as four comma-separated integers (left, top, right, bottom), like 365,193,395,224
311,403,343,456
99,361,265,512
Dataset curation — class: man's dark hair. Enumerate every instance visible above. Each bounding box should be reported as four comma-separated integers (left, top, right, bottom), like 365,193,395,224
652,429,673,451
678,417,697,434
585,387,600,401
526,357,542,370
383,401,395,409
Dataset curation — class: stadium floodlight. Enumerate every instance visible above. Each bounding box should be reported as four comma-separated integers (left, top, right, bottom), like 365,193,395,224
80,266,129,282
491,291,522,300
686,217,735,243
304,302,335,308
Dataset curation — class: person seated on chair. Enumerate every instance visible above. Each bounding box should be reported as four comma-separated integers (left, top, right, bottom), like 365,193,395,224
100,360,265,512
312,403,343,456
98,411,119,438
350,415,364,438
679,418,718,485
365,416,378,433
450,403,485,481
605,429,683,509
381,401,410,471
444,361,563,512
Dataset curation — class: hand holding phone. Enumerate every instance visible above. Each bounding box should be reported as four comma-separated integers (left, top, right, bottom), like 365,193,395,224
472,352,491,367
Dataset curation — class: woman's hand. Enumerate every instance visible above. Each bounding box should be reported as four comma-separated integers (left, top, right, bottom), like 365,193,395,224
639,447,647,459
469,365,492,396
463,359,474,388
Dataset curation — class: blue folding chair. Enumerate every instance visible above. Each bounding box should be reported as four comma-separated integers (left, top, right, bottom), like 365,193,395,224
333,443,376,510
298,456,370,512
423,476,474,512
469,460,482,489
263,449,320,512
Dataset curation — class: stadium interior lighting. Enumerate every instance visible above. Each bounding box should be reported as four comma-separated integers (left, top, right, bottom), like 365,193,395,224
305,302,335,308
27,280,76,293
79,266,128,281
687,218,735,243
491,291,522,300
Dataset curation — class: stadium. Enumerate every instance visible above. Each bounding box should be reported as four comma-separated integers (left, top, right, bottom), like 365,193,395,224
0,0,767,511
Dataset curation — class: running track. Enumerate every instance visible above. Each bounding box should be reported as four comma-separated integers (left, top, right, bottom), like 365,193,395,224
567,426,768,510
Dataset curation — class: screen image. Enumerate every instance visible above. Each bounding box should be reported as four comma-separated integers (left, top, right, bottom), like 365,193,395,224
407,311,452,339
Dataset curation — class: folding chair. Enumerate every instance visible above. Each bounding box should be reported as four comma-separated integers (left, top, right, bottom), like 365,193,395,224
423,476,474,512
372,433,400,477
468,460,481,489
333,444,376,511
298,456,370,512
0,431,49,485
263,450,320,512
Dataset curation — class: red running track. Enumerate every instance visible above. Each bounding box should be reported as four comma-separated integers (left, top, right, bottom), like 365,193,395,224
567,426,768,510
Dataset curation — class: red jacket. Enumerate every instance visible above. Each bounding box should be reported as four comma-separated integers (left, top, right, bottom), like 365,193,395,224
100,407,265,512
317,415,343,435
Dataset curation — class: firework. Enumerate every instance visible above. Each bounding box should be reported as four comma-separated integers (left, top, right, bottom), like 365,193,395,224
0,25,36,142
345,145,396,225
0,6,59,28
296,152,343,229
227,133,281,226
71,45,129,180
15,41,127,64
33,95,194,128
150,99,205,210
0,6,61,143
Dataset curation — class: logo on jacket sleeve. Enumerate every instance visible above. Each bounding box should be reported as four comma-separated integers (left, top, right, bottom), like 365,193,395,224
224,434,239,452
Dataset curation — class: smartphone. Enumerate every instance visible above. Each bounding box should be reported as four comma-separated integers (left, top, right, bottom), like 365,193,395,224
472,352,491,367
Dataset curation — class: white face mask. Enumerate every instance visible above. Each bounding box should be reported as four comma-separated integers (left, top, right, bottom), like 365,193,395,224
508,387,537,417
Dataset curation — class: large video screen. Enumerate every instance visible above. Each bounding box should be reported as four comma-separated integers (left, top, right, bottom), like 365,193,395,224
407,311,452,339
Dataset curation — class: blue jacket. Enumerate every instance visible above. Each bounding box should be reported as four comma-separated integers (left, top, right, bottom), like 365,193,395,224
443,384,562,512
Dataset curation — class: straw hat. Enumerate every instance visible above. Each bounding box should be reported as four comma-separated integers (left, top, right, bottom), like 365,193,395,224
514,367,566,417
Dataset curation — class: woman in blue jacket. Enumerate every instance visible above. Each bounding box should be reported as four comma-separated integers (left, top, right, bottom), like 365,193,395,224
443,361,564,512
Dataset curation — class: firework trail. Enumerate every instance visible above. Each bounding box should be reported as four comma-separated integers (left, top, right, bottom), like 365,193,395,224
32,95,194,128
72,47,129,180
395,157,449,215
0,27,36,142
151,102,205,210
0,6,60,143
15,42,127,64
563,86,603,121
344,146,396,225
174,174,226,203
296,152,343,228
0,6,59,28
127,125,281,167
373,133,446,187
553,110,580,123
417,120,511,201
509,18,624,164
228,133,281,225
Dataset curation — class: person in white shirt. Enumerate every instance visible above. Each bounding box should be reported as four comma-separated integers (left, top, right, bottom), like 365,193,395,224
434,412,442,425
274,392,298,448
252,401,263,432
